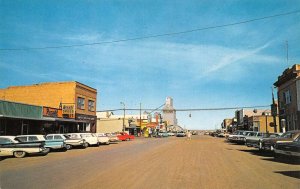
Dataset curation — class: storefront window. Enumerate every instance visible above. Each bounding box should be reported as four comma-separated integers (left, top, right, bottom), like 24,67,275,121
77,97,85,110
88,100,95,111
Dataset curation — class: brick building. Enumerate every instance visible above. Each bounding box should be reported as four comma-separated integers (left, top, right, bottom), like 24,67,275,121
0,81,97,133
274,64,300,131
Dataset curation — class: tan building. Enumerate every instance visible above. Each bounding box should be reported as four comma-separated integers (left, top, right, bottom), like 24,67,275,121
222,118,233,132
248,115,279,133
0,81,97,133
96,111,148,135
274,64,300,131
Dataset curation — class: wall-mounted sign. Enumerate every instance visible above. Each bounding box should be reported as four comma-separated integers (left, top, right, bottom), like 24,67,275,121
62,104,75,119
75,113,96,121
43,107,62,118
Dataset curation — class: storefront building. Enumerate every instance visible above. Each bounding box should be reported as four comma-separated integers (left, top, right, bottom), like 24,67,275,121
274,64,300,131
0,81,97,133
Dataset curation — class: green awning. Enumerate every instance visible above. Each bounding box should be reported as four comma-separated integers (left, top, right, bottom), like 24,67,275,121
0,100,42,119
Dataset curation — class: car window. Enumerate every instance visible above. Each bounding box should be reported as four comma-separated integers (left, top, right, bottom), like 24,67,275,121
0,138,13,144
28,136,38,141
54,135,63,139
46,136,53,140
17,136,28,142
64,135,70,139
282,133,292,138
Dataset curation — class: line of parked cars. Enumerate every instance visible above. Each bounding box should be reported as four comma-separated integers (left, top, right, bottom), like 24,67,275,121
0,132,134,159
226,130,300,159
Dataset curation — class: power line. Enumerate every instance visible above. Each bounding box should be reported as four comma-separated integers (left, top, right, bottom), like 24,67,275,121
97,105,270,112
1,10,299,51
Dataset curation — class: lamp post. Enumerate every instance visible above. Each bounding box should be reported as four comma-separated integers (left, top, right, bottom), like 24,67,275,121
120,102,125,132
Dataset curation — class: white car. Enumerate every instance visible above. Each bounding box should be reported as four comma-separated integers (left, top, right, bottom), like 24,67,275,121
93,133,110,145
67,133,99,147
0,136,48,158
46,134,88,150
167,132,175,136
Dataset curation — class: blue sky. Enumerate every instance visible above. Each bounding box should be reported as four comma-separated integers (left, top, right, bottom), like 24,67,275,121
0,0,299,129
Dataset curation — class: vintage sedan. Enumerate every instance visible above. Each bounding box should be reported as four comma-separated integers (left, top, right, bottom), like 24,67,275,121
66,133,99,147
46,134,87,150
16,135,67,151
260,130,300,151
245,132,280,148
93,133,110,145
0,136,48,158
157,131,169,137
274,135,300,158
117,132,135,141
176,131,186,137
106,133,119,143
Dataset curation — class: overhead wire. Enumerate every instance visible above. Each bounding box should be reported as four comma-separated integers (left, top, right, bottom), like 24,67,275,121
97,105,270,112
0,10,299,51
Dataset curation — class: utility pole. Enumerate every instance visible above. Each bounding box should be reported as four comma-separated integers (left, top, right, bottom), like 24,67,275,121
140,103,142,135
271,88,278,133
120,102,125,132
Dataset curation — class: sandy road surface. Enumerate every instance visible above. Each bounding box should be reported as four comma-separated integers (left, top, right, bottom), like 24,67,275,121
0,135,299,189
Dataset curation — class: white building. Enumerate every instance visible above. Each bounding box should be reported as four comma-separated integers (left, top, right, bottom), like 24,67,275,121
162,97,177,126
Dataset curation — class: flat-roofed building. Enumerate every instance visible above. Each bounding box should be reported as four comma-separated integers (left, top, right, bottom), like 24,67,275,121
0,81,97,133
274,64,300,131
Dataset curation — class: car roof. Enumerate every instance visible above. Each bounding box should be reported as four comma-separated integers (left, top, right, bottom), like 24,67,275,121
16,135,44,137
0,136,16,140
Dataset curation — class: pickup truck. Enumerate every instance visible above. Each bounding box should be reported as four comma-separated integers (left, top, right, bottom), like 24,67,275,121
117,132,134,141
0,136,48,158
16,135,66,152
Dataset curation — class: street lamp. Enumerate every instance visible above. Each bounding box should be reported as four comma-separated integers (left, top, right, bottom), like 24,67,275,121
120,102,125,132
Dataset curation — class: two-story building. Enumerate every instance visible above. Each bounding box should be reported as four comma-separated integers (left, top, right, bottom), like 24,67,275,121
274,64,300,131
0,81,97,133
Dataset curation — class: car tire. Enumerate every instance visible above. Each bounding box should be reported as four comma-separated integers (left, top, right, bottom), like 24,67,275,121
83,142,88,148
106,142,110,145
13,151,26,158
66,144,72,150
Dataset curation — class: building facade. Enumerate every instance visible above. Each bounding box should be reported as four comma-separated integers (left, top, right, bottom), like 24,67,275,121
274,64,300,131
248,115,279,133
0,81,97,133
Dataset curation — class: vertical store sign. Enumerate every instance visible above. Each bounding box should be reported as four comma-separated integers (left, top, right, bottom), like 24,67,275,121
62,104,75,119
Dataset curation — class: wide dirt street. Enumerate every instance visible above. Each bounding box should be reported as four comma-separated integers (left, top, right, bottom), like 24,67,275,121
0,135,299,189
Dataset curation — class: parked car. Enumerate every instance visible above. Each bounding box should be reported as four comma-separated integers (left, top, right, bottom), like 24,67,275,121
227,130,248,144
260,130,300,151
46,134,87,150
117,132,135,141
167,132,175,136
274,135,300,158
0,136,48,158
176,131,186,137
16,135,66,151
246,133,281,148
93,133,110,145
66,133,99,147
106,133,119,142
157,131,169,137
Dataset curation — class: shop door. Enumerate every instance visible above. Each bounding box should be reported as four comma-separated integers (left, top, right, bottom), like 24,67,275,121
21,123,29,135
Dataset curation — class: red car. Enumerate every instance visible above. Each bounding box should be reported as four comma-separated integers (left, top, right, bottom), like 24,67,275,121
117,132,135,141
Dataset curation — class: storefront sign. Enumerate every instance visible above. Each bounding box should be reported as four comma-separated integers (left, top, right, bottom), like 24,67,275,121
62,104,75,118
43,107,62,118
75,113,96,121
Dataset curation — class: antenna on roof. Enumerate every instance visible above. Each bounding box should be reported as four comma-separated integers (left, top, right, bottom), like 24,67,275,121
286,40,289,66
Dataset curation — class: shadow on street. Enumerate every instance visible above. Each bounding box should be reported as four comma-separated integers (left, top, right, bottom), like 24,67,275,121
274,170,300,179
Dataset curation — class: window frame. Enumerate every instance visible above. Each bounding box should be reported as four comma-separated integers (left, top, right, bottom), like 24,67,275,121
88,100,95,112
77,97,85,110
